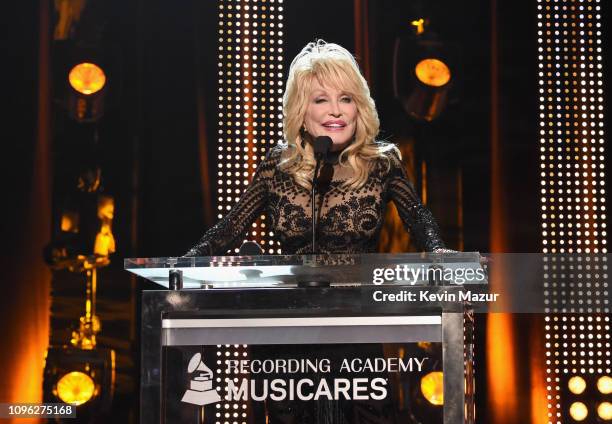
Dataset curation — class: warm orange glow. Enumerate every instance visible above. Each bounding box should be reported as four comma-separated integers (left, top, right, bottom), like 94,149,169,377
420,371,444,406
55,371,95,405
486,249,518,422
94,196,115,257
60,211,79,232
529,316,549,424
415,59,451,87
487,314,517,422
68,63,106,95
488,9,519,418
569,402,588,421
411,18,425,35
2,0,52,419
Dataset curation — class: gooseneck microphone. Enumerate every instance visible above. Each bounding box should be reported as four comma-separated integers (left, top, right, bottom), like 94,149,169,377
311,136,332,254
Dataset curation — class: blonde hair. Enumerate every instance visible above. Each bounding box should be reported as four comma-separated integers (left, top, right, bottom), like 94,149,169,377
280,40,398,190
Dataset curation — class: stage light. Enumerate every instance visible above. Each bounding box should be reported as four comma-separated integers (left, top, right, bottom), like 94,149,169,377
55,371,96,406
568,376,587,394
65,62,107,122
598,402,612,421
420,371,444,406
68,63,106,95
569,401,588,421
393,23,454,122
44,347,115,420
598,375,612,394
415,59,451,87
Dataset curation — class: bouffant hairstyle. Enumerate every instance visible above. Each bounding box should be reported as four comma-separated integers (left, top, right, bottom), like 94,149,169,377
280,40,398,190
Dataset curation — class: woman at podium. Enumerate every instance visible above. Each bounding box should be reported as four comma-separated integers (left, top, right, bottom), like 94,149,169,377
186,40,447,256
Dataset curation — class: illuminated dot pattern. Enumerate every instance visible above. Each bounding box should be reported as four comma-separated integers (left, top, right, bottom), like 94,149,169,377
214,1,284,419
215,344,249,424
216,0,285,254
537,1,609,423
537,0,606,255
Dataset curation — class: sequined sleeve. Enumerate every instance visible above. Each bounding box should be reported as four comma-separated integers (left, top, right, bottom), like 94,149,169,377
184,149,277,256
385,150,446,252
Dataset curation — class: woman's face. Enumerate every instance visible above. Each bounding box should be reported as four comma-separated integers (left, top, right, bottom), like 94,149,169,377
303,80,357,152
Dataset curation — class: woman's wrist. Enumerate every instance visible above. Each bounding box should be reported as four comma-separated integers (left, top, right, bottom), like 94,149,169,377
432,247,458,253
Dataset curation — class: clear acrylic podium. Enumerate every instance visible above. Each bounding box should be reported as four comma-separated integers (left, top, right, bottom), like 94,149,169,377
126,252,486,424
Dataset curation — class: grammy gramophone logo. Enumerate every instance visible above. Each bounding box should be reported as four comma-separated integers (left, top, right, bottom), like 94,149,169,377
181,353,222,406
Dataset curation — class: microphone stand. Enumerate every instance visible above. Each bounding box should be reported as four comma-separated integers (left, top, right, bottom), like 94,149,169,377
311,156,323,254
309,136,332,254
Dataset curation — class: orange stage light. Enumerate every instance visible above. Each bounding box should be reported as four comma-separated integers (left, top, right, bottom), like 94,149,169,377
415,59,451,87
68,63,106,95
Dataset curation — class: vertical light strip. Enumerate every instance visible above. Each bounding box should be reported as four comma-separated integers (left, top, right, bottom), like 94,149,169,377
215,344,248,424
537,0,606,256
537,1,609,423
215,2,285,421
217,0,285,255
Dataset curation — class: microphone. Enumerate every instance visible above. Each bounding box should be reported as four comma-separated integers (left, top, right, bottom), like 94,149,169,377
313,135,332,159
311,136,332,254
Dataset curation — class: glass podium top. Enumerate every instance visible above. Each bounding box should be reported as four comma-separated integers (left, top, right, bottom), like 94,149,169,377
125,252,487,289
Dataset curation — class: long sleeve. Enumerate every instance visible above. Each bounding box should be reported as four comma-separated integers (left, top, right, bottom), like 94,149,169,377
184,152,273,256
386,151,446,252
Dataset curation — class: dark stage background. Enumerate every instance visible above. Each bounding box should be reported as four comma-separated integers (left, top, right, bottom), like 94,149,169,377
2,0,609,423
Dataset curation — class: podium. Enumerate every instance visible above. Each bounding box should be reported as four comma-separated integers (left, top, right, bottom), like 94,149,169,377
126,252,486,424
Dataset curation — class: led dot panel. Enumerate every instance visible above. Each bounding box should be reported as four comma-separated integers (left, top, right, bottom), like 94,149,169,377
217,0,285,254
215,344,249,424
537,0,606,255
537,1,610,423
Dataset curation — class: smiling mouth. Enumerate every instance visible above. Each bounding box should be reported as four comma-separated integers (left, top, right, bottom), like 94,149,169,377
322,124,346,130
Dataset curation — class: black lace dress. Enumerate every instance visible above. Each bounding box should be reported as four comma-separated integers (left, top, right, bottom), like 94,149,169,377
185,144,445,256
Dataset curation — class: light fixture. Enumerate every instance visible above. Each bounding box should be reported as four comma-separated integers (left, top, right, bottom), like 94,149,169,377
68,63,106,95
393,21,454,122
66,62,107,122
43,347,115,421
415,58,451,87
216,2,283,255
597,402,612,421
568,376,587,395
420,371,444,406
569,401,588,421
538,1,608,420
55,371,96,406
598,375,612,395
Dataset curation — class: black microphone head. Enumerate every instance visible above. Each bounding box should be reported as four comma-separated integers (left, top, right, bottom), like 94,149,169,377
239,240,264,256
313,136,332,157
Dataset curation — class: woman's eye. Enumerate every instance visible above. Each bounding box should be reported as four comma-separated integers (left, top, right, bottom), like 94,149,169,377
341,96,353,103
314,98,327,104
